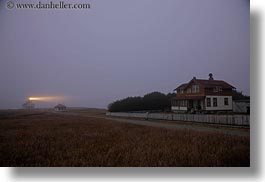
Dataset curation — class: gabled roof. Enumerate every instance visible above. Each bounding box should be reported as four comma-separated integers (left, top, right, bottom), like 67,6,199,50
54,104,66,108
195,79,235,89
174,77,235,91
174,83,188,91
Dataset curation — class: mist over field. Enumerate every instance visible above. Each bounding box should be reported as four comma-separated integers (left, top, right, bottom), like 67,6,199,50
0,0,249,109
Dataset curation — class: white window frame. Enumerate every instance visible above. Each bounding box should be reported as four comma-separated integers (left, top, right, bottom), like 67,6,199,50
192,85,199,93
224,98,229,105
206,98,211,107
213,98,218,107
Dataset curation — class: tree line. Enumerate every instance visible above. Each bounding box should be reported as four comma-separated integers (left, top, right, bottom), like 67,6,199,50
108,92,175,112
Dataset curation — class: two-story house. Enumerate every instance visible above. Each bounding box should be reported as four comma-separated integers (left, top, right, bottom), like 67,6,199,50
171,73,235,113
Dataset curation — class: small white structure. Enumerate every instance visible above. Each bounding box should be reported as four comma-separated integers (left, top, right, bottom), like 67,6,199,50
22,100,35,110
54,104,67,112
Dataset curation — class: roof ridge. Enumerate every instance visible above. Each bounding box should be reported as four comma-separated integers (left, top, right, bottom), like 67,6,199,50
175,77,235,90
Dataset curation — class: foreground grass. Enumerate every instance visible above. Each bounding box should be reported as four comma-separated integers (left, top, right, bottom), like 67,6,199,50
0,111,249,167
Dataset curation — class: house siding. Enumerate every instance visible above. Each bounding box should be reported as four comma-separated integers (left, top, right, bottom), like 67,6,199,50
205,96,232,111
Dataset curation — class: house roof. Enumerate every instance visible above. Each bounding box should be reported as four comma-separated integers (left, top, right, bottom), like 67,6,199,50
195,79,235,89
174,77,235,91
174,83,188,90
173,95,205,100
54,104,66,108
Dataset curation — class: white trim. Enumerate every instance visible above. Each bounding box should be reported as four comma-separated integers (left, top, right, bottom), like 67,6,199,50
171,106,188,111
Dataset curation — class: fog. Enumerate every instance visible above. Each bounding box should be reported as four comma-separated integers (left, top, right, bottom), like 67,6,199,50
0,0,249,109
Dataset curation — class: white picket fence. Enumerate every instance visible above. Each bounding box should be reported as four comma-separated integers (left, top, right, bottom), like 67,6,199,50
106,112,250,126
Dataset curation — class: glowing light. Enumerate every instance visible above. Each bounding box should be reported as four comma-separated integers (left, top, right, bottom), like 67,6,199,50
28,96,65,102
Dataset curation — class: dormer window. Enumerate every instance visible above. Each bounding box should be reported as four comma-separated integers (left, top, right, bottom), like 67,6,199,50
177,89,184,94
213,86,222,92
192,85,199,93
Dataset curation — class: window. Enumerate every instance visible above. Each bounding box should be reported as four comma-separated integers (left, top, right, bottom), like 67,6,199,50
213,86,222,92
179,100,186,107
213,98,217,107
196,85,200,92
192,85,199,93
176,100,186,107
224,98,229,105
176,89,184,94
206,98,211,107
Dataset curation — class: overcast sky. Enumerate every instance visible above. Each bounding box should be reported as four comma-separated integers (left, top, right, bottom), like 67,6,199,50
0,0,249,109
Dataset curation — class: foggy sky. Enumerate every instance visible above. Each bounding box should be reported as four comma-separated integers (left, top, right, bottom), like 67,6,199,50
0,0,250,109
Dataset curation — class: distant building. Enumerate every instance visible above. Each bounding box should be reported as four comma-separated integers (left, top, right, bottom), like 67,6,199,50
22,100,35,110
54,104,67,112
171,73,235,113
233,100,250,114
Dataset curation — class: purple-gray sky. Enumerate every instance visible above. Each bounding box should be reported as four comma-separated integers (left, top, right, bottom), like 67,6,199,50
0,0,249,109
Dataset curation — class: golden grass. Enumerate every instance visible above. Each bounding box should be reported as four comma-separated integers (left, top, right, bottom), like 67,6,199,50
0,110,249,167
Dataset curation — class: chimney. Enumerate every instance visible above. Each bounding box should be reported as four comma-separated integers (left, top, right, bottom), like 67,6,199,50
209,73,214,80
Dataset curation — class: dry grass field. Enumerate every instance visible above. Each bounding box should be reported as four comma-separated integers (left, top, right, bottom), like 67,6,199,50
0,109,250,167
